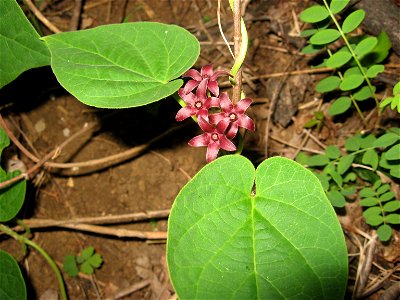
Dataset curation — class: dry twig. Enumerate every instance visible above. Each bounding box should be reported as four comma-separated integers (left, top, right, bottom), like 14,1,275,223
23,0,61,33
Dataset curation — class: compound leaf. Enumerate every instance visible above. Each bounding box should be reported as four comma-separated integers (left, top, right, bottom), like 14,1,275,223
328,96,352,116
43,22,200,108
300,5,330,23
310,29,341,45
0,0,50,88
0,250,26,300
342,10,365,34
167,156,348,299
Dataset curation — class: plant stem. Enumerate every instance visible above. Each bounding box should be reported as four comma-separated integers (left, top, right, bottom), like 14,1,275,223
322,0,380,110
0,224,68,300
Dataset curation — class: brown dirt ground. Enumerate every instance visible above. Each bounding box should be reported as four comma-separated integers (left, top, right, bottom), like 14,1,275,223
1,0,399,299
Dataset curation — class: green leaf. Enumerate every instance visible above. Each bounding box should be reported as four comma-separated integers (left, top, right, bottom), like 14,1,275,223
80,261,94,275
340,74,364,91
300,28,318,37
362,149,379,170
327,190,346,207
385,144,400,160
330,0,350,14
87,253,103,268
394,82,400,95
368,31,392,64
0,170,26,222
314,172,331,191
363,206,382,219
43,22,200,108
301,44,325,54
373,179,382,190
343,172,356,182
77,246,95,264
329,96,352,116
385,214,400,224
390,167,400,178
63,255,79,277
316,76,341,93
325,145,341,159
377,224,392,241
365,214,384,226
342,10,365,34
337,154,354,174
344,66,363,77
307,154,330,166
380,191,395,202
0,250,26,300
310,29,341,45
383,200,400,212
360,187,375,198
377,184,390,195
345,135,362,151
295,152,309,165
360,135,376,148
366,64,384,78
354,37,378,59
373,133,399,148
300,5,330,23
326,51,352,68
326,169,343,187
360,197,379,207
0,0,50,88
354,85,375,101
380,97,394,109
341,186,356,197
167,156,348,299
0,129,10,152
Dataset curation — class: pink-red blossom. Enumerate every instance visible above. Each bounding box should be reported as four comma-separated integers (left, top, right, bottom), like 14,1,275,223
175,80,219,122
188,118,236,162
182,64,230,96
209,92,255,139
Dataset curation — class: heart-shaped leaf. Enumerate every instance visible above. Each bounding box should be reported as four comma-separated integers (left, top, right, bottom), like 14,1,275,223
0,0,50,88
0,250,26,300
0,128,26,222
43,22,200,108
167,155,348,299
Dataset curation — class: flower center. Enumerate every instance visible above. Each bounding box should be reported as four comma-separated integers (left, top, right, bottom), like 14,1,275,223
211,133,219,141
195,101,203,109
229,113,237,121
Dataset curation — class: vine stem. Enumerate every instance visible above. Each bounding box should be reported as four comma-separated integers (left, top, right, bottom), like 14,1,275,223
322,0,380,111
0,224,68,300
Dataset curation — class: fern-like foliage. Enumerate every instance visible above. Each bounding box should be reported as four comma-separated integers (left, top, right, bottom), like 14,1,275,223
300,0,392,124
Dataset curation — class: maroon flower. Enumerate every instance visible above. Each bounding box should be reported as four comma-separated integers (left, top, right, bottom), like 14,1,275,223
209,92,255,139
183,64,230,96
175,80,219,122
188,118,236,162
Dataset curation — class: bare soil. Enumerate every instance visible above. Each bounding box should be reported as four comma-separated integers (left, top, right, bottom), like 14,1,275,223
0,0,399,299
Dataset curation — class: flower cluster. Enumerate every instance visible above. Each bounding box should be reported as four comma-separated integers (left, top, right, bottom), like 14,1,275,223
176,64,255,162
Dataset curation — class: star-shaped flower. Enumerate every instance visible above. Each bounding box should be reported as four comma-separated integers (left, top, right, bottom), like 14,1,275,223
182,64,230,96
188,118,236,162
175,80,219,122
209,92,255,139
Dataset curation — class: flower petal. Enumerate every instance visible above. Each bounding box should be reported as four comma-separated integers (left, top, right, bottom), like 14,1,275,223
236,97,252,113
226,122,239,139
201,64,214,77
188,133,210,147
196,79,208,101
198,117,214,133
183,79,200,94
208,113,226,125
207,81,219,96
206,142,220,162
209,96,220,107
210,70,231,81
196,109,209,121
178,90,197,106
216,119,230,133
219,135,236,152
183,69,202,81
238,114,255,131
175,106,196,121
219,92,233,112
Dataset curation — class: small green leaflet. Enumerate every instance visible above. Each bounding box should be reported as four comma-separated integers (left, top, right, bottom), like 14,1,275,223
310,29,341,45
342,10,365,34
0,250,27,300
300,5,329,23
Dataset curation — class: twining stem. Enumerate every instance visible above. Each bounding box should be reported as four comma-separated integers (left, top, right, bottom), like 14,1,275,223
322,0,380,111
228,0,248,104
0,224,68,300
326,49,367,126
